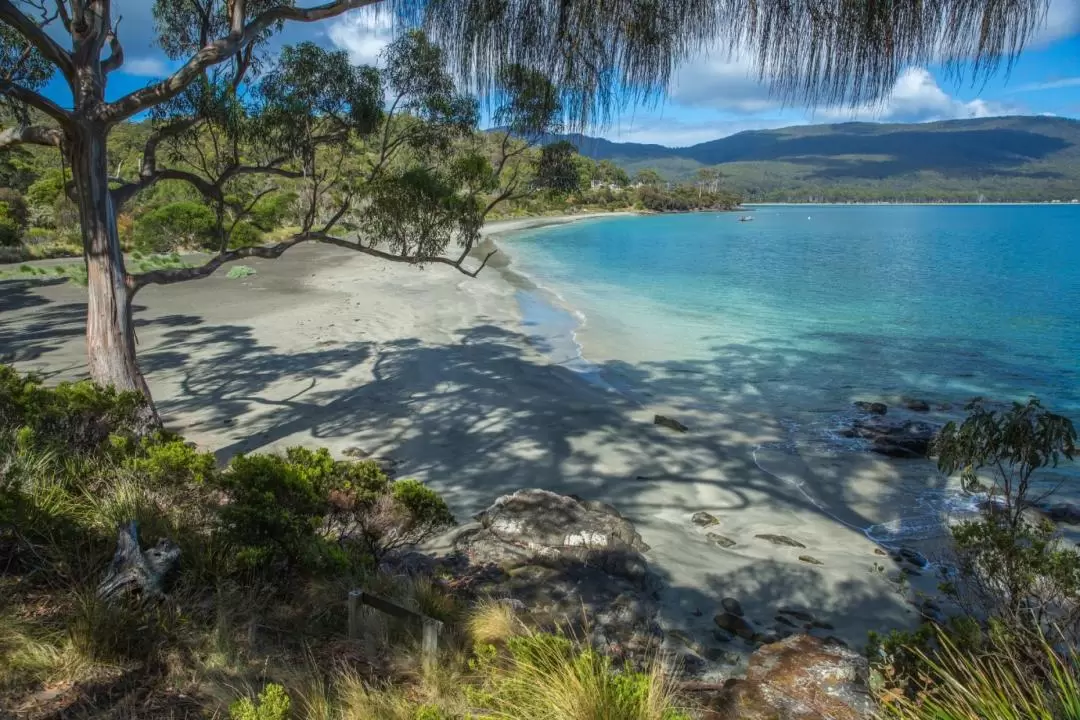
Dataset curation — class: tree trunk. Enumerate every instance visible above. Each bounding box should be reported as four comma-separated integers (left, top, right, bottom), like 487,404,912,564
69,122,157,416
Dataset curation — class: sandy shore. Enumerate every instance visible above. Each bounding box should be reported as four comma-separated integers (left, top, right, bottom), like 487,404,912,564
0,212,940,664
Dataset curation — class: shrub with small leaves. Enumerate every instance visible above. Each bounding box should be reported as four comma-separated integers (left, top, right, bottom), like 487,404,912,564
229,683,291,720
226,264,257,278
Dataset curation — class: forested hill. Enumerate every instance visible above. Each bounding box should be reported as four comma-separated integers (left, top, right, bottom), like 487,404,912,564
555,116,1080,202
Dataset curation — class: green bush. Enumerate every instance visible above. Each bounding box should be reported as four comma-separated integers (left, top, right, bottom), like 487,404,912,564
248,192,297,231
228,222,263,249
134,201,217,252
0,216,20,247
25,169,66,209
230,683,291,720
0,365,150,453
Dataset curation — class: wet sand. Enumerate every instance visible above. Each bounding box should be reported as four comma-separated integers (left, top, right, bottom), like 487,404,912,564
0,213,945,665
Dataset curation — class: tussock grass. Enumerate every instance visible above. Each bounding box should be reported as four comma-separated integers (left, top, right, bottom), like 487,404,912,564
226,264,257,279
468,598,522,645
881,627,1080,720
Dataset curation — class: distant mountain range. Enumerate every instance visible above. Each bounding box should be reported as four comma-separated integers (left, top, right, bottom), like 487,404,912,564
549,116,1080,202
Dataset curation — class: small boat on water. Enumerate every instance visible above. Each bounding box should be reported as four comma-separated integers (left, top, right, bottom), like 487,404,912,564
738,215,754,222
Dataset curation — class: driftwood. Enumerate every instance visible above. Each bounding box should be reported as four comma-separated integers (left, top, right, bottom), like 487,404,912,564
97,521,181,602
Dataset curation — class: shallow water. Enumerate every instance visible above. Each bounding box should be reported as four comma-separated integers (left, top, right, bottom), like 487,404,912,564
506,205,1080,540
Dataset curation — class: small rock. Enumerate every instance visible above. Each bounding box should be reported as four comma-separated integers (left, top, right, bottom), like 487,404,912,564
902,397,931,412
654,414,689,433
753,632,780,645
691,511,719,527
707,532,736,549
755,534,806,548
899,547,928,567
854,401,888,415
902,566,922,577
777,607,815,623
712,628,735,643
774,615,797,627
721,597,744,616
1044,502,1080,524
714,612,755,640
823,635,849,647
873,547,888,556
798,555,824,565
811,620,835,630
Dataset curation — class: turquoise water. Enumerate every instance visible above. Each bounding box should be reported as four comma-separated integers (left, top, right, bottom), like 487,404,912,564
508,204,1080,435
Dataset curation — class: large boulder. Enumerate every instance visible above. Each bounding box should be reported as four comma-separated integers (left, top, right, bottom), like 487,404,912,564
839,417,940,459
451,490,660,663
704,634,874,720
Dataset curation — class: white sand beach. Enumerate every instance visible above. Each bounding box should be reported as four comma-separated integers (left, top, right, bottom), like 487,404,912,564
0,213,946,660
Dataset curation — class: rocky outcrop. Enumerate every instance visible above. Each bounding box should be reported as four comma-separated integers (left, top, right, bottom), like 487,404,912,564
702,634,874,720
450,490,659,662
839,417,940,458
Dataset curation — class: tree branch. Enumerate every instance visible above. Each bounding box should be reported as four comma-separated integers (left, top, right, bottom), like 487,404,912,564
103,0,380,122
0,0,75,81
101,16,124,74
131,231,499,291
0,80,69,123
0,123,62,148
113,168,221,208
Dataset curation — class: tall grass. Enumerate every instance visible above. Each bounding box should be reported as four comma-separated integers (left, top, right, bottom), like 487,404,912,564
881,627,1080,720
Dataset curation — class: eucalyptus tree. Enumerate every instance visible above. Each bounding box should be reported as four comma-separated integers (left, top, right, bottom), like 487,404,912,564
0,0,1051,409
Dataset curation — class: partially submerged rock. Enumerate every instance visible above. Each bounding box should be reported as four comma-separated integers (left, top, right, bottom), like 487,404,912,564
902,397,931,412
1043,502,1080,524
714,611,756,641
704,634,874,720
853,401,887,415
707,532,737,549
98,521,180,602
839,417,940,459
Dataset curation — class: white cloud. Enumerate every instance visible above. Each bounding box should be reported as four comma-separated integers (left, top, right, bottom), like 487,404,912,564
121,57,171,78
1031,0,1080,47
1012,76,1080,92
327,7,394,66
836,68,1010,122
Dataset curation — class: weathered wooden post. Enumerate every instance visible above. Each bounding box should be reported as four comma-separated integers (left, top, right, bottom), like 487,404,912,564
347,589,443,666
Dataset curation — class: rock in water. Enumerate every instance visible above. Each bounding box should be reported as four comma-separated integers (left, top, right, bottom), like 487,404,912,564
1043,502,1080,524
902,397,931,412
839,417,940,459
705,634,875,719
98,521,180,602
853,401,888,415
714,612,755,641
654,414,689,433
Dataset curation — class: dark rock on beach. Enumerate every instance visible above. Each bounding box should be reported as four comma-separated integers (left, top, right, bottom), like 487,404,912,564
654,414,689,432
798,555,824,565
721,597,744,616
1043,502,1080,524
714,611,756,641
756,534,807,548
692,511,720,527
707,532,737,549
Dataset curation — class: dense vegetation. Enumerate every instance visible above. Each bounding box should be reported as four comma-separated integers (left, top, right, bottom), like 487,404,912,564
0,366,688,719
554,116,1080,203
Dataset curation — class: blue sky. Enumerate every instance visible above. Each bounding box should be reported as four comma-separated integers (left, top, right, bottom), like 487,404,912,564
32,0,1080,148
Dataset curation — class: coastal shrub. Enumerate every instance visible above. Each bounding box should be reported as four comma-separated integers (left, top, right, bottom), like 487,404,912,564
0,365,149,453
230,683,292,720
134,201,217,252
214,450,332,573
228,222,263,249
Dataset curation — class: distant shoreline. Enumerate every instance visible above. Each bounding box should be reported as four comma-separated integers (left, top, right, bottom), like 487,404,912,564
745,201,1080,207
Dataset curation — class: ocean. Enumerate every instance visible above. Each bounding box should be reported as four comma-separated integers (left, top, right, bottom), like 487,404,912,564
505,205,1080,540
